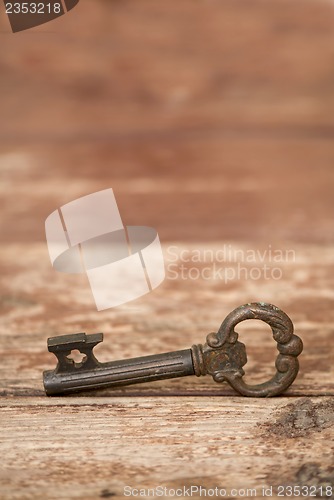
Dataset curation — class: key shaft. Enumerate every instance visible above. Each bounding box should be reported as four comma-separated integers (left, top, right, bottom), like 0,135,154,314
44,334,194,395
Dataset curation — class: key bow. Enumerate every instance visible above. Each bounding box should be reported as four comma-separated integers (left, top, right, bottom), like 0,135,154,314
192,302,303,397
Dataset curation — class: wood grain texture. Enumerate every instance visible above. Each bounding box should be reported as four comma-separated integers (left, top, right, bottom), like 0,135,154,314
0,0,334,498
1,397,333,500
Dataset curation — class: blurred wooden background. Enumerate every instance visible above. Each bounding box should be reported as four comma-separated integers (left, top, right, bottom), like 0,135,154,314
0,1,333,499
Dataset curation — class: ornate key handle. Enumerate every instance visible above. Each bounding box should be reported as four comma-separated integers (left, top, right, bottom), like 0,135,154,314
44,302,302,397
192,302,303,397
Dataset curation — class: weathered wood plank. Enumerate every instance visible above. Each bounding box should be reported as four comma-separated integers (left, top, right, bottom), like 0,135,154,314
1,1,334,499
0,397,333,500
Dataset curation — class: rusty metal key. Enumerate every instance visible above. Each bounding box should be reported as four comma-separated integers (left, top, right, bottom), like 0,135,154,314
43,302,303,397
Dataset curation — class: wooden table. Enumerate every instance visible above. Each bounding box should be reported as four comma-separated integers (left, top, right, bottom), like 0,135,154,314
0,1,333,498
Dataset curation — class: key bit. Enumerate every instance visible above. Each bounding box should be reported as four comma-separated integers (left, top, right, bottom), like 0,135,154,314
43,302,303,397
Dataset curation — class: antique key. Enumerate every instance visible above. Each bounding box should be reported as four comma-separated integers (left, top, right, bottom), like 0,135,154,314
43,302,303,397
